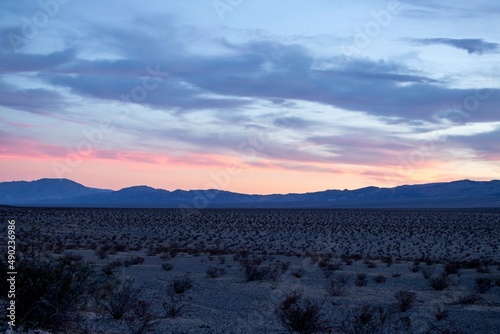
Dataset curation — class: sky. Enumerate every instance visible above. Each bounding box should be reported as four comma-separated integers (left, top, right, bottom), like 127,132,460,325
0,0,499,194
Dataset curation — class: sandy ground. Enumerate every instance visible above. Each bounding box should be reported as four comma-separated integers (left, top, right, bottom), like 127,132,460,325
1,208,499,333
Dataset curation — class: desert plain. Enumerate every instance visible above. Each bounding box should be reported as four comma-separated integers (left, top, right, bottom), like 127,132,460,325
1,207,499,333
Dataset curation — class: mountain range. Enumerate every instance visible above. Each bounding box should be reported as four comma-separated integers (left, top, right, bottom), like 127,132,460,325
0,178,500,208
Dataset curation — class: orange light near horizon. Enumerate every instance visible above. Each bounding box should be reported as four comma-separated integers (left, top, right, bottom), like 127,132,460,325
1,139,499,194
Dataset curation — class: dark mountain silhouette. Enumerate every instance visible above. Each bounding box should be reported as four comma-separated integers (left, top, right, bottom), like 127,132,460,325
0,178,499,208
0,178,112,206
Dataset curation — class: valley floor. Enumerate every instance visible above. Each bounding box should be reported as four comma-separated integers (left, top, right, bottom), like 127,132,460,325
0,208,499,333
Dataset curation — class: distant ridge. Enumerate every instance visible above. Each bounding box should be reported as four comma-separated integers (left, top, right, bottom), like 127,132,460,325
0,178,499,208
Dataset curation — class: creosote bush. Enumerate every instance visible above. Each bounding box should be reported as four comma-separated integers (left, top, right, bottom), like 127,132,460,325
341,304,392,334
474,277,492,294
453,293,481,305
355,273,368,286
373,274,387,283
326,274,349,297
101,279,140,319
275,291,330,334
125,300,159,334
124,255,145,267
434,306,448,321
421,265,435,280
161,262,174,271
394,290,416,312
15,254,94,331
242,260,280,282
292,266,306,278
429,274,450,291
444,261,461,275
169,275,193,294
164,293,190,318
102,259,123,276
206,266,225,278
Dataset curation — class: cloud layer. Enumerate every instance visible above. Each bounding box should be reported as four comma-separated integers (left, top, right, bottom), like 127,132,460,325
410,38,500,55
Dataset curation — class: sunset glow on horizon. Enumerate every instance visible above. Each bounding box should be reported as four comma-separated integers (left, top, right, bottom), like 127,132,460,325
1,1,499,194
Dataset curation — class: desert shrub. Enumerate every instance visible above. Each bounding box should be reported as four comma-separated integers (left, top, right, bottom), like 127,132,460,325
101,279,140,319
160,252,171,261
355,273,368,286
114,243,127,252
421,265,435,280
320,262,342,278
163,293,189,318
275,291,330,334
396,315,413,333
382,256,393,267
444,261,461,275
15,255,94,331
61,252,84,262
125,300,158,334
249,256,265,265
453,293,480,305
365,260,377,269
280,261,291,273
206,266,225,278
292,267,306,278
475,263,490,273
426,324,466,334
351,253,363,261
341,304,391,334
317,258,329,268
434,306,448,321
394,290,416,312
102,259,123,276
330,262,342,270
96,245,111,259
326,274,349,296
391,272,401,278
242,262,279,282
429,274,450,291
410,263,420,273
474,277,492,294
169,248,179,258
373,274,387,283
168,275,193,294
161,262,173,271
124,256,145,267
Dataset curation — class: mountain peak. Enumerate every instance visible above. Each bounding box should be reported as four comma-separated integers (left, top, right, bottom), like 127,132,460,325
118,185,161,192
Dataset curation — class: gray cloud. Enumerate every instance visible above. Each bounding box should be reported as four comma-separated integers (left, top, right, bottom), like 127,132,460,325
1,13,498,125
272,116,318,130
0,49,76,73
1,33,497,124
409,38,499,55
0,79,66,114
